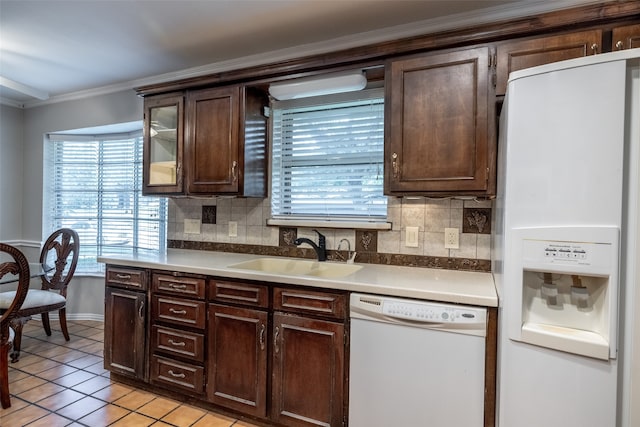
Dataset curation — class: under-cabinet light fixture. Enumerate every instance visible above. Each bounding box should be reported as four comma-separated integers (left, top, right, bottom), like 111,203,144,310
268,71,367,100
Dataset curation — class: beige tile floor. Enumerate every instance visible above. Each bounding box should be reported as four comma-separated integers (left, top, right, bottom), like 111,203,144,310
1,320,260,427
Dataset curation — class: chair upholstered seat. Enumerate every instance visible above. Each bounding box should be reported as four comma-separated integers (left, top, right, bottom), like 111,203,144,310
0,290,66,311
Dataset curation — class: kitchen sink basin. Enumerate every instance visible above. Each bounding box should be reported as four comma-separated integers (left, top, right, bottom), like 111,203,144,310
227,258,362,279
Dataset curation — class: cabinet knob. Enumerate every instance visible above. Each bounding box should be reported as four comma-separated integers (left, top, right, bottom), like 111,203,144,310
138,300,145,319
168,283,187,290
168,339,186,347
591,43,599,54
274,326,280,354
616,41,624,50
231,160,238,183
392,152,399,178
169,308,187,315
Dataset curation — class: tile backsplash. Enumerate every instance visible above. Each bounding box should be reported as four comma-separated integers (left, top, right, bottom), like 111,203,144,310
168,197,493,271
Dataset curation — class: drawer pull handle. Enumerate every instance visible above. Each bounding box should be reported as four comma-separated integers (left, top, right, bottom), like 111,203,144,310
169,283,187,290
116,274,131,279
259,324,265,351
168,339,186,347
167,370,186,378
274,326,280,354
169,308,187,315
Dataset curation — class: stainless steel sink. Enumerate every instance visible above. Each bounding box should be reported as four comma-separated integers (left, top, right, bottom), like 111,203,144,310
227,258,362,279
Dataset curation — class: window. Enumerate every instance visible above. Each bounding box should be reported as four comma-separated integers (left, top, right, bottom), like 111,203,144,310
44,125,167,274
270,89,387,228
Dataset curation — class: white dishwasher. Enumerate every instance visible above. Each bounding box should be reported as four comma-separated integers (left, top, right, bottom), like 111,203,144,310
349,293,487,427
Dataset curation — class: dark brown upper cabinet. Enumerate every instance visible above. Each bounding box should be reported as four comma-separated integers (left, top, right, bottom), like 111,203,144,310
143,93,185,195
612,23,640,51
143,85,268,196
384,47,493,197
495,30,602,96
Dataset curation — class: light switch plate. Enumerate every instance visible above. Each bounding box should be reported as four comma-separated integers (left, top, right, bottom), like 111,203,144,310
405,226,419,247
184,219,201,234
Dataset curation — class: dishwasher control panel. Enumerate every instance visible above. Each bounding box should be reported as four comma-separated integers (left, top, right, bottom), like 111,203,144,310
350,294,487,337
382,300,481,324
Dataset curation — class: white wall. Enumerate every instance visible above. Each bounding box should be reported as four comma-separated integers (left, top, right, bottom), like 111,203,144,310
0,104,25,242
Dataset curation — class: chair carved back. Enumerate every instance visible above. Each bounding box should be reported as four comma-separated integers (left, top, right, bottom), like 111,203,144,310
0,244,30,344
40,228,79,296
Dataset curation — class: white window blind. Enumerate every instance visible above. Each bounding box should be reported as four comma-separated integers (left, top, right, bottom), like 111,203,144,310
271,90,387,224
44,130,167,274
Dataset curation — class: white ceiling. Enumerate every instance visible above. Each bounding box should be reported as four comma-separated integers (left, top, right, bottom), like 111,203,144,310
0,0,598,107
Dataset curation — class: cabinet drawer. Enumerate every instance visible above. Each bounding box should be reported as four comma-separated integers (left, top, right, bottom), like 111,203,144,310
150,355,204,395
106,266,147,291
273,287,346,320
152,295,206,329
151,325,204,363
210,279,269,308
153,273,206,299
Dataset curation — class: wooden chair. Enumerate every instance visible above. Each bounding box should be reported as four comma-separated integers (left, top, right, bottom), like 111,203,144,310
0,243,31,408
4,228,79,362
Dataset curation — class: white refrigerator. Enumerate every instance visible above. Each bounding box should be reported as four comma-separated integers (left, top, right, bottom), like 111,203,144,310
493,49,640,427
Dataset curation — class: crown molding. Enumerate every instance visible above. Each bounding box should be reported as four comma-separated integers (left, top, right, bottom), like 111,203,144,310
18,0,601,109
0,97,27,108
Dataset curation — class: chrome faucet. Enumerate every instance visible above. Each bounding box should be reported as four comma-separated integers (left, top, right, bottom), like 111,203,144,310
294,229,327,261
337,238,357,264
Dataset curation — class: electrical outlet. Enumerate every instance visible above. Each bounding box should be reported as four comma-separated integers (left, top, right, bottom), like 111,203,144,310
184,219,201,234
228,221,238,237
444,227,459,249
405,226,419,248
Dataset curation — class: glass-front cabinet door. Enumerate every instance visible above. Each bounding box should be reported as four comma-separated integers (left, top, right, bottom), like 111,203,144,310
143,93,184,194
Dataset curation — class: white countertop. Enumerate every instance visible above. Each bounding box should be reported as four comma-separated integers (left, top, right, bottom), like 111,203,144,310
98,249,497,307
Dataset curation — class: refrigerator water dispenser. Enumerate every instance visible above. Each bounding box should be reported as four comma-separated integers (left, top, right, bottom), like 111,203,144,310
507,226,619,360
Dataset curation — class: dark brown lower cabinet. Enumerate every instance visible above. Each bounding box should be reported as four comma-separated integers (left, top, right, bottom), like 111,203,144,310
271,313,345,427
207,304,268,417
104,286,147,381
106,269,349,426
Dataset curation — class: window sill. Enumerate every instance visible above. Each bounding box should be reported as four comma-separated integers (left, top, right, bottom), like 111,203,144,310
266,218,391,230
